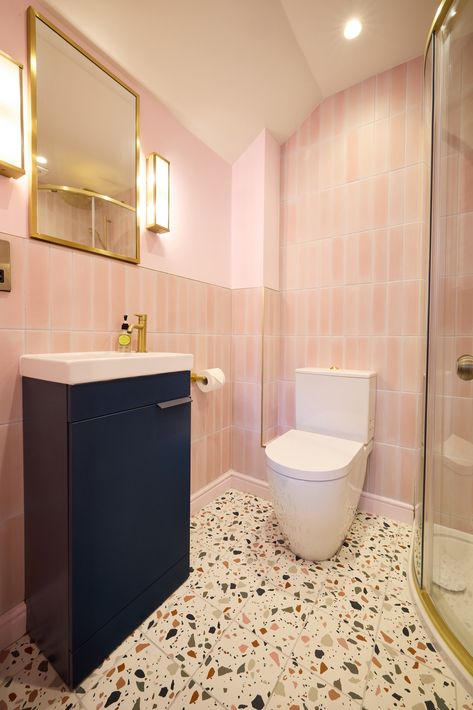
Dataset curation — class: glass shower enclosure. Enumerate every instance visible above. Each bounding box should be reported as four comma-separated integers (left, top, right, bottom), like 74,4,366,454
414,0,473,678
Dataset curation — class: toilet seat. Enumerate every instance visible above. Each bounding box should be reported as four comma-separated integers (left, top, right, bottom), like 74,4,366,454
265,429,363,481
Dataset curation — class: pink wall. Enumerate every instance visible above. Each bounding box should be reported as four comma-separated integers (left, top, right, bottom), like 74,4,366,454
231,132,266,288
231,129,280,289
0,0,232,287
278,57,426,506
263,134,281,291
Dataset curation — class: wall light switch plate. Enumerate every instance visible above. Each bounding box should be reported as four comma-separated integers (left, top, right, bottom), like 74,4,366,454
0,239,11,291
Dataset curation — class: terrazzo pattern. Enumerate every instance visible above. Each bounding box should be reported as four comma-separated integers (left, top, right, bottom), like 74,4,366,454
1,489,472,709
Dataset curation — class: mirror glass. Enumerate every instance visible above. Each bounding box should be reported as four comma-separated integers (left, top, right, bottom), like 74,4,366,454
29,9,139,263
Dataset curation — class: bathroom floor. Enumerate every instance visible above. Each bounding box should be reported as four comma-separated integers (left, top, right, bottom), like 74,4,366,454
1,490,472,710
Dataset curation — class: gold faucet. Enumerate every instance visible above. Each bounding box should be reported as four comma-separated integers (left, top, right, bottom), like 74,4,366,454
127,314,147,353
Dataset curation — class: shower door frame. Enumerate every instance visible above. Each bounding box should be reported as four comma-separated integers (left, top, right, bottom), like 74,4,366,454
413,0,473,677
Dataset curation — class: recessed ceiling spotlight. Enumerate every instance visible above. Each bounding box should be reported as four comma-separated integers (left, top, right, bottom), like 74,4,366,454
344,18,362,40
36,155,48,164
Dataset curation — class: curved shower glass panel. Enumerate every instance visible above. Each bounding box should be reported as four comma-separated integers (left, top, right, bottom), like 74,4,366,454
416,0,473,678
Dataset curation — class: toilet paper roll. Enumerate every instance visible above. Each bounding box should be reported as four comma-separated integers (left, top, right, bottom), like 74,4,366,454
196,368,226,393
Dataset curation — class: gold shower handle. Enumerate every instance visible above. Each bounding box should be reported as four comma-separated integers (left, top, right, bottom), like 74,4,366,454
456,354,473,381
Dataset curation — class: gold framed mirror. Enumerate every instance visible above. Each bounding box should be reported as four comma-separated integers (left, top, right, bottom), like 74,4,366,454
27,7,140,263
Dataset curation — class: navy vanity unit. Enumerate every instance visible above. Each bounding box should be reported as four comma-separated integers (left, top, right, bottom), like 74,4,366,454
21,353,192,689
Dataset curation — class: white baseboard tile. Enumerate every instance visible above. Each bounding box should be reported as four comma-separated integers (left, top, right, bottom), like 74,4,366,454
228,470,271,501
190,471,232,516
359,490,414,525
192,469,413,525
0,602,26,651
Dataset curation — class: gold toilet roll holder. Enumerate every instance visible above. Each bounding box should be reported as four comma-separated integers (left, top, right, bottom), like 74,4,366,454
191,372,208,385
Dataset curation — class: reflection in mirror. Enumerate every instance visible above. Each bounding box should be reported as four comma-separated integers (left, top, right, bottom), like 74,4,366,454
28,8,139,263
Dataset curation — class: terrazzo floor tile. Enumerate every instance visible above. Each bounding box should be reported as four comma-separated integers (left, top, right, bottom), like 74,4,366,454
0,651,80,709
387,562,415,613
267,656,359,709
76,635,144,695
187,563,263,619
458,686,473,710
80,640,189,709
315,572,386,633
0,654,66,692
170,679,225,709
193,620,287,709
144,590,228,675
0,683,80,709
362,641,457,709
343,517,406,566
0,636,41,681
3,491,473,710
235,585,310,654
333,543,393,585
253,550,326,604
378,594,449,674
292,608,374,702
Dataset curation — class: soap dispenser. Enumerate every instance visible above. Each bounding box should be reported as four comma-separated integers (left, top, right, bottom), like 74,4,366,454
117,315,132,352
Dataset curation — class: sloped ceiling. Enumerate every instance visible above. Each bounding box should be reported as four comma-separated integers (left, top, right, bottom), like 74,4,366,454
43,0,438,163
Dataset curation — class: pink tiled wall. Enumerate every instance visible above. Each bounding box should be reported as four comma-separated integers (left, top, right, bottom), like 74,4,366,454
278,57,426,506
0,232,232,619
262,288,280,444
231,288,266,479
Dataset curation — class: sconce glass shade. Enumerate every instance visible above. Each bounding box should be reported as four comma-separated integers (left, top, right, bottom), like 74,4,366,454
146,152,170,233
0,49,24,179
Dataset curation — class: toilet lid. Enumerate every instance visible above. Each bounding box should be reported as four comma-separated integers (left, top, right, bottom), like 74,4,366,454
265,429,363,481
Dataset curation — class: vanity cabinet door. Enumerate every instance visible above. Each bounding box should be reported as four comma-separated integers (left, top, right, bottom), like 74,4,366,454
69,399,190,650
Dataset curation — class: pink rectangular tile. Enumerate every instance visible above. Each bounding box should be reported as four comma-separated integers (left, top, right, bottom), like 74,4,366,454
92,258,111,332
191,436,207,494
0,422,23,521
71,252,93,331
110,261,127,332
389,63,407,115
25,241,51,330
0,236,25,329
0,330,24,425
406,56,423,106
0,514,24,615
50,248,73,331
389,112,406,171
404,164,423,223
405,103,422,165
375,70,390,120
399,393,421,448
140,268,157,333
50,331,72,352
25,330,50,354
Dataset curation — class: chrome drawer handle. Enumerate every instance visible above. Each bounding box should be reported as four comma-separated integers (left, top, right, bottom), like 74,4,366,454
156,396,192,409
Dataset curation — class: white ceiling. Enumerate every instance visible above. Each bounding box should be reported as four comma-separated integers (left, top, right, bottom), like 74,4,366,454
43,0,438,163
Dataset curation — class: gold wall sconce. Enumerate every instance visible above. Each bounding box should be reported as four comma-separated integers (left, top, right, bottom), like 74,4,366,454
146,152,170,233
0,49,24,179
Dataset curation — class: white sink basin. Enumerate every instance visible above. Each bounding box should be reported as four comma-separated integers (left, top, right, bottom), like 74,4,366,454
20,351,194,385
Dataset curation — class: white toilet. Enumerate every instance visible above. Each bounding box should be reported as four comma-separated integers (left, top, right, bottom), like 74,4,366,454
265,367,376,561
